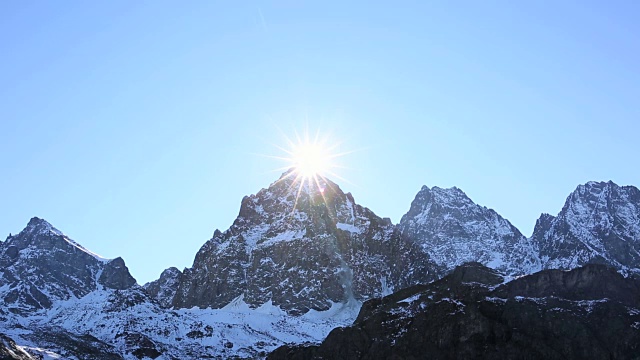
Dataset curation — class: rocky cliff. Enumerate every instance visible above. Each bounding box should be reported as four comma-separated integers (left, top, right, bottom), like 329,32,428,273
269,262,640,359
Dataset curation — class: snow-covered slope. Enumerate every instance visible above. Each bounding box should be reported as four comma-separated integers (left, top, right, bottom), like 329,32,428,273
4,287,360,359
169,170,439,314
0,217,360,359
532,181,640,276
398,186,541,275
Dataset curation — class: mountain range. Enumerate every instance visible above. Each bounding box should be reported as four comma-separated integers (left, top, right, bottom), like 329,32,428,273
1,172,638,359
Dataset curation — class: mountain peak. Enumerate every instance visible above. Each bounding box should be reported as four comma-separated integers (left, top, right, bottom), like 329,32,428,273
568,180,637,203
399,184,539,275
534,180,640,275
412,185,473,207
430,186,471,204
233,170,345,226
23,216,63,237
267,168,337,197
0,218,128,314
584,180,616,187
400,185,477,226
563,180,639,214
277,167,297,180
9,217,109,264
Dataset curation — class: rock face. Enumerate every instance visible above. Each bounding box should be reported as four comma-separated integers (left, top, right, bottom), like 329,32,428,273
269,263,640,360
0,217,135,315
98,257,137,290
532,181,640,276
0,333,36,360
143,267,182,308
398,186,541,275
171,171,440,314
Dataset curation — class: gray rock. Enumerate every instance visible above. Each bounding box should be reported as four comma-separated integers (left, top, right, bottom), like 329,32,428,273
143,267,182,308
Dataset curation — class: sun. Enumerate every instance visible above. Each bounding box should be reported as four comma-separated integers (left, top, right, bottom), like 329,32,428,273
291,142,331,180
265,128,352,209
279,129,349,187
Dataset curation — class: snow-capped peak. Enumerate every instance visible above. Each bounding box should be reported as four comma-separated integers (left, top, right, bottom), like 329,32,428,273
23,216,63,237
269,168,333,197
428,186,472,205
399,184,541,275
14,217,109,263
533,181,640,276
0,218,133,317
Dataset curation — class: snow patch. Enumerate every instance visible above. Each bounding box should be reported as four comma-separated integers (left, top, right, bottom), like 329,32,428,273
336,223,361,234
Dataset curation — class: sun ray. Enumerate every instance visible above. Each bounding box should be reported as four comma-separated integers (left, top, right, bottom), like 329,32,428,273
260,127,358,215
293,178,303,211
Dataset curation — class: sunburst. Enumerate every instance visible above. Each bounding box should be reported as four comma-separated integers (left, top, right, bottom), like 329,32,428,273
267,128,352,214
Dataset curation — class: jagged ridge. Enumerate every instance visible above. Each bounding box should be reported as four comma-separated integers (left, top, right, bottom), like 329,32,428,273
533,181,640,275
169,172,439,314
398,185,541,275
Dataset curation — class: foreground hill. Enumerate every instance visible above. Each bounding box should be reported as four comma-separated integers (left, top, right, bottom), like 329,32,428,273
269,262,640,359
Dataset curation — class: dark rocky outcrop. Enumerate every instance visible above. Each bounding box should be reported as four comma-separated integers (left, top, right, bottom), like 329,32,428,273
143,267,182,308
269,263,640,360
492,263,640,305
0,333,35,360
120,332,162,359
98,257,137,290
23,328,123,360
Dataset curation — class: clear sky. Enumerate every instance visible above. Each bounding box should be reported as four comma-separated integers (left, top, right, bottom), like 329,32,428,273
1,1,638,284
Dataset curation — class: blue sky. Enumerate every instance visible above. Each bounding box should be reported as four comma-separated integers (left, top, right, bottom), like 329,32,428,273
1,1,638,284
